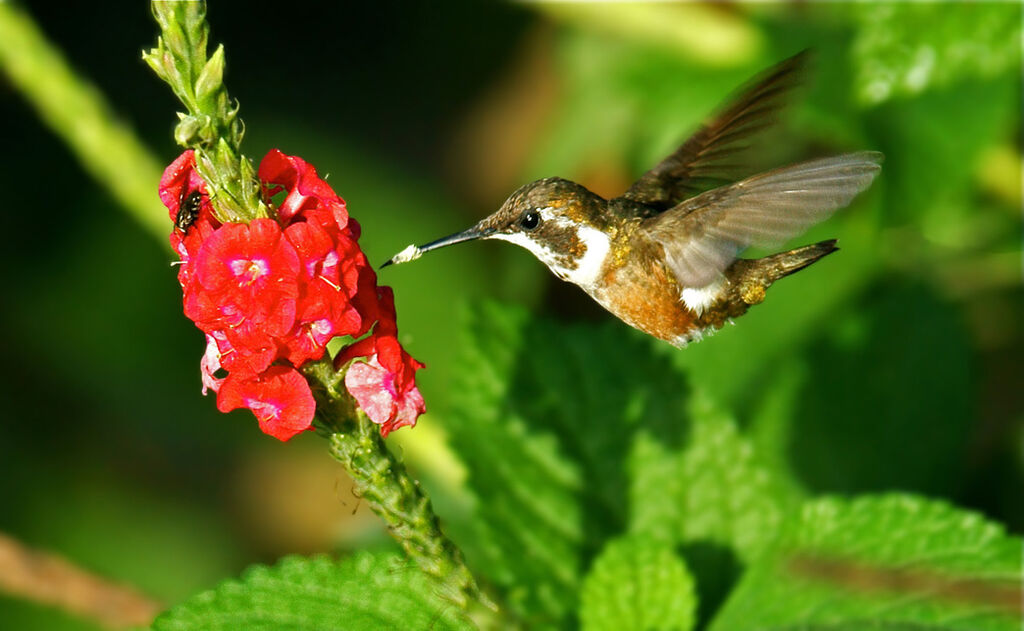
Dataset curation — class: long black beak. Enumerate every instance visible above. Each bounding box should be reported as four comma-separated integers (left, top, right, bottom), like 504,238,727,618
380,224,494,269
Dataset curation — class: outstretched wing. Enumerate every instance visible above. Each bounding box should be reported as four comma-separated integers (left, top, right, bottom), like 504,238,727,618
641,152,883,288
621,51,808,211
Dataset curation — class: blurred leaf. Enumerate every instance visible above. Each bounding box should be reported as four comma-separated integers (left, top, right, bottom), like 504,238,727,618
629,392,802,563
710,495,1023,631
764,624,987,631
578,536,697,631
531,29,763,185
0,595,103,631
537,3,763,67
27,479,240,603
851,3,1021,105
446,301,693,624
867,78,1018,243
781,282,973,496
152,552,471,631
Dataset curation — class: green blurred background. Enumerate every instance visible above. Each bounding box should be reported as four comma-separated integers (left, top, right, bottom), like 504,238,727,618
0,2,1020,628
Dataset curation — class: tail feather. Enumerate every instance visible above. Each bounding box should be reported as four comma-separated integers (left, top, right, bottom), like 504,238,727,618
761,239,838,284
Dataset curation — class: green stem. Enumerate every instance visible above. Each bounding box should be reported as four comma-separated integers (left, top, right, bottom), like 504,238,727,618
0,2,167,244
143,2,503,624
302,359,501,627
143,0,265,223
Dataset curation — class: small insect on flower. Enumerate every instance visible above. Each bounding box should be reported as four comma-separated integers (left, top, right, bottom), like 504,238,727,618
159,148,428,441
176,189,202,232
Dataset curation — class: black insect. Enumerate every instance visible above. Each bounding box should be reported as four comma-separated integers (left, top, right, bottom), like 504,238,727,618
176,189,202,232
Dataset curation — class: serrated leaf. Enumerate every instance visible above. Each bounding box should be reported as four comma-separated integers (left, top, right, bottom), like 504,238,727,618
445,302,582,623
629,392,803,562
579,536,697,631
447,301,693,624
851,3,1021,105
711,495,1023,631
152,552,472,631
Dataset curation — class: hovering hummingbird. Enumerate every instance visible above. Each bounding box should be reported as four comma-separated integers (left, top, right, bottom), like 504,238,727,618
382,52,882,347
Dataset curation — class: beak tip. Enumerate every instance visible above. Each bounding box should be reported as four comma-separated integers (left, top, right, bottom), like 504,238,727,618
379,259,393,270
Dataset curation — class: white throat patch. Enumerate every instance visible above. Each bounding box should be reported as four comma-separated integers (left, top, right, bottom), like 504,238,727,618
564,224,610,286
489,207,610,287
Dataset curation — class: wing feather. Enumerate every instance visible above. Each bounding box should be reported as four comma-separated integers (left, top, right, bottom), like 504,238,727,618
621,51,808,210
642,152,883,287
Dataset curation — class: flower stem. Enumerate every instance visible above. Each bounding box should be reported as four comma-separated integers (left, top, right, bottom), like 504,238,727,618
143,0,265,223
0,2,167,244
302,358,501,627
145,2,503,625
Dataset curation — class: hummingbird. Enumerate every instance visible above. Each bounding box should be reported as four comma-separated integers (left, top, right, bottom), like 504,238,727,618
382,53,882,347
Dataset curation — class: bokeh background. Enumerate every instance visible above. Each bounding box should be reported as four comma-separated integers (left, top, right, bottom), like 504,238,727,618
0,2,1020,628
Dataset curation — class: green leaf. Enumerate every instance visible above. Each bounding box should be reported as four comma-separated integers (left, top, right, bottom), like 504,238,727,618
866,78,1017,244
529,28,764,183
710,495,1023,631
754,282,974,497
445,302,583,623
579,536,697,631
152,552,472,631
766,624,962,631
629,392,803,562
851,3,1022,105
446,301,693,624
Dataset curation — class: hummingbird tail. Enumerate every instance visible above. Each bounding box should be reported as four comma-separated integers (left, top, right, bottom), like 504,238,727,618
762,239,839,283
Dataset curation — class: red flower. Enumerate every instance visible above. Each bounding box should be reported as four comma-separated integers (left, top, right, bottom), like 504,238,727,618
160,149,426,440
159,150,221,289
187,219,301,350
337,287,426,436
344,354,426,437
277,220,365,365
217,366,316,441
258,149,349,227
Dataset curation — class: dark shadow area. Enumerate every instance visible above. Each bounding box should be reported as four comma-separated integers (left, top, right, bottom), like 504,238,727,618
789,281,974,496
678,540,742,630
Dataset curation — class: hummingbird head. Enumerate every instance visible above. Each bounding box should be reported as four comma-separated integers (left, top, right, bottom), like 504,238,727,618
383,177,612,287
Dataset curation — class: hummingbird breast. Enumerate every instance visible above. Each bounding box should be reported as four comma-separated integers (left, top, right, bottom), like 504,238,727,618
588,249,711,347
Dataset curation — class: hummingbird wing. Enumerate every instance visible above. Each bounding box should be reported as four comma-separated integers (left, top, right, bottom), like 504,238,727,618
621,51,807,211
640,152,883,288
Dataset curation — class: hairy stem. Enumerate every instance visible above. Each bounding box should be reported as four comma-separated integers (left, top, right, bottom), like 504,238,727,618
303,358,501,627
144,2,501,624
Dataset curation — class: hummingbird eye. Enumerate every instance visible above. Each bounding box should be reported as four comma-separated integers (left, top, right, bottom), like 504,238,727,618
519,210,541,231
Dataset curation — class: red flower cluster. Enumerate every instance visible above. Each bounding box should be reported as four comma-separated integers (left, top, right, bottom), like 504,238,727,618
160,149,425,440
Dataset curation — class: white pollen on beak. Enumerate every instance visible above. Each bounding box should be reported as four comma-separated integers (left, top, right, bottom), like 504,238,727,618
389,244,424,265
